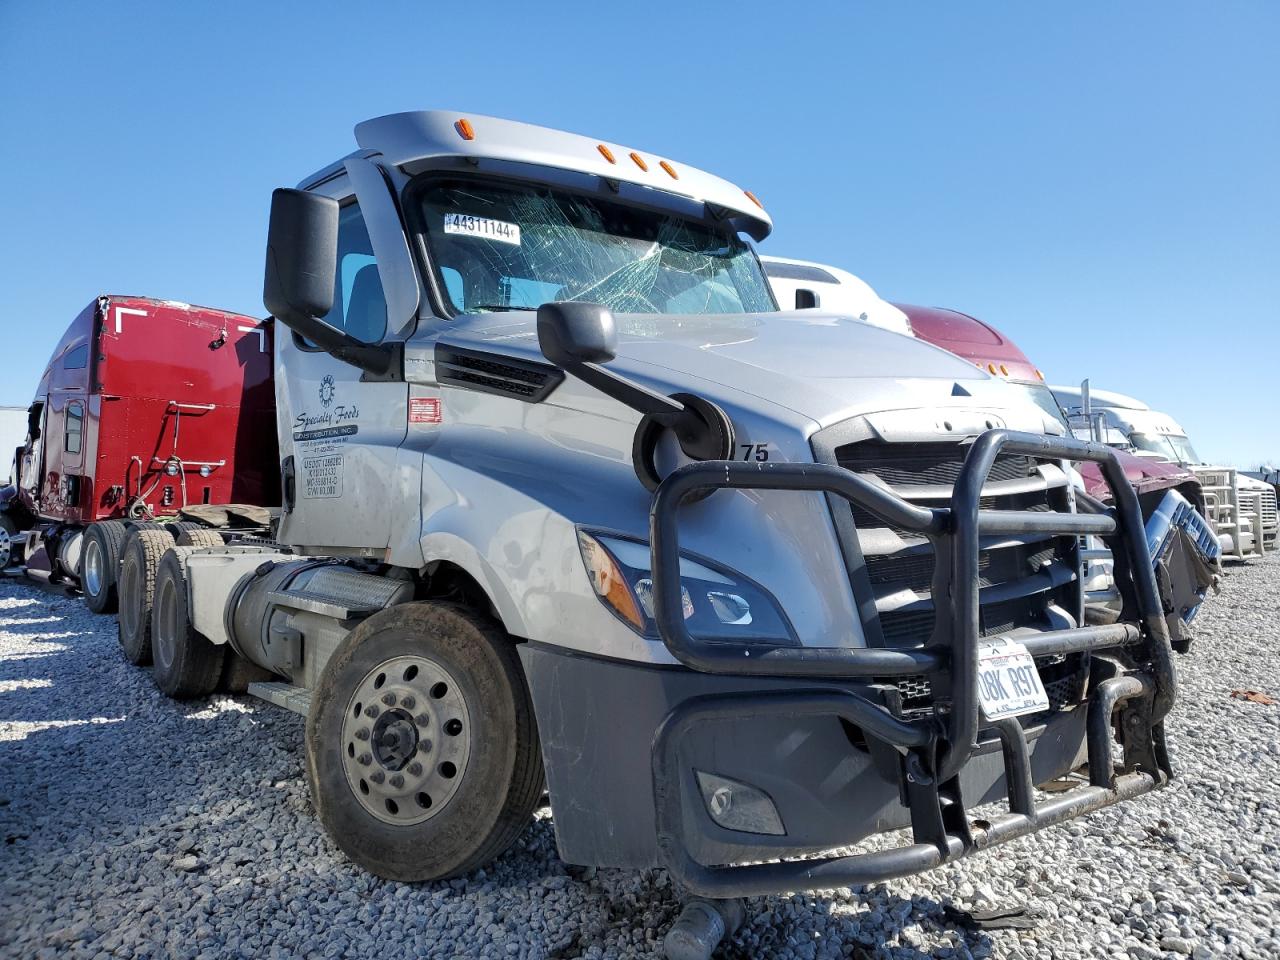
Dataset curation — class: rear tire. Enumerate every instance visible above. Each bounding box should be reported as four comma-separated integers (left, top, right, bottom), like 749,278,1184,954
175,528,223,549
116,529,173,665
305,602,543,882
81,520,128,614
151,547,226,698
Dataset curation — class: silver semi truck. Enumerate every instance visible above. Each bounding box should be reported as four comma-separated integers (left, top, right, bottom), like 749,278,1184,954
116,111,1198,957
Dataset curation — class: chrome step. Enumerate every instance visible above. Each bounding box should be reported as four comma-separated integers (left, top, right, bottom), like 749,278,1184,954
247,680,312,717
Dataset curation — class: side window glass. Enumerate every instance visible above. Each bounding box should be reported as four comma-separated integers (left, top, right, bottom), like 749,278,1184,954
65,401,84,455
317,202,388,345
63,344,89,369
440,266,465,312
27,402,43,441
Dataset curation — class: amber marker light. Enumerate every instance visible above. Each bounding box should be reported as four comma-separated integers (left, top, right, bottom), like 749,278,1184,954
454,118,475,141
629,151,649,172
577,532,645,631
597,144,616,164
744,190,763,208
999,364,1009,376
659,160,678,179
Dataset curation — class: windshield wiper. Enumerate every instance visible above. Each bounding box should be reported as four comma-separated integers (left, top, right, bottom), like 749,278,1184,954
467,304,538,313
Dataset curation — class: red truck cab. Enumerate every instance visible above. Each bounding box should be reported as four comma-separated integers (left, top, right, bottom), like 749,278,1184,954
895,303,1202,511
8,295,279,602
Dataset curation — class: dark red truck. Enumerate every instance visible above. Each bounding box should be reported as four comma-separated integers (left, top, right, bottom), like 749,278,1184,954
1,295,279,609
895,303,1203,514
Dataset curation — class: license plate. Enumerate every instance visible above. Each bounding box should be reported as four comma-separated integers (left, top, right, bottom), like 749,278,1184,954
977,638,1049,721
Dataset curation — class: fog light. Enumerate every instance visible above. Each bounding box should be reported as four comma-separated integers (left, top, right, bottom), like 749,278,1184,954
695,771,785,836
199,465,212,478
164,462,180,477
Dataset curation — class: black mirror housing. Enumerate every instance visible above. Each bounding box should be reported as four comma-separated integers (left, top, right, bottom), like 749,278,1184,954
537,301,618,367
795,288,819,310
261,189,395,377
264,188,339,327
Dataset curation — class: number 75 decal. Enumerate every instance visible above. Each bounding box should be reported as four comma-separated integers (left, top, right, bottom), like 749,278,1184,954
738,443,770,462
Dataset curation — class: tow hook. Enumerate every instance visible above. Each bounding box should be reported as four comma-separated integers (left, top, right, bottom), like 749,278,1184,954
663,897,745,960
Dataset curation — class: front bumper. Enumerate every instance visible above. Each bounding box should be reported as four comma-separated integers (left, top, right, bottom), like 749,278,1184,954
641,430,1176,897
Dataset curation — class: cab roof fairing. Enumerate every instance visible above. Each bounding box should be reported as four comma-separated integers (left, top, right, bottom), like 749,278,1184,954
1049,384,1150,412
298,111,773,241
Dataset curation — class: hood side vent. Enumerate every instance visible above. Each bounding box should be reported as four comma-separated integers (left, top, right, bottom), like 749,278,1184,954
434,344,564,403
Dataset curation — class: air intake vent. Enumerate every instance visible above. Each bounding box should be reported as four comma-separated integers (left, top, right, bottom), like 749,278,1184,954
435,345,564,403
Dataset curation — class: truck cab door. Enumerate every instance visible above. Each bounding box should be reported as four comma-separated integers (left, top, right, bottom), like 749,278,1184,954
275,175,412,554
18,401,46,511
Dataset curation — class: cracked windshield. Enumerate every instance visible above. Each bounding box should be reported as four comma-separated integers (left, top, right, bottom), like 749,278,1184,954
417,178,776,329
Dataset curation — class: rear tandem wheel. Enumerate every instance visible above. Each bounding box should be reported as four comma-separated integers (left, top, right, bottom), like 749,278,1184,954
81,520,129,614
116,529,174,665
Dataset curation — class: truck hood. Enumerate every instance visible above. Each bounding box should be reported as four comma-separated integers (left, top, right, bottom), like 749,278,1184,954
439,309,1058,430
1077,450,1196,502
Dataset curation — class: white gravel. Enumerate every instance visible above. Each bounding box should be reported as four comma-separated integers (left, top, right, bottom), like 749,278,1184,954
1,559,1278,960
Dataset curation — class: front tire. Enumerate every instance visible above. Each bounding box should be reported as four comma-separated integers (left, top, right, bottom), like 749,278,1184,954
305,602,543,882
0,514,20,569
81,520,128,613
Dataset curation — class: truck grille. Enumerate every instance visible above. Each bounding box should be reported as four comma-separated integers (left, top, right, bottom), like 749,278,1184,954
1261,487,1278,548
832,440,1083,709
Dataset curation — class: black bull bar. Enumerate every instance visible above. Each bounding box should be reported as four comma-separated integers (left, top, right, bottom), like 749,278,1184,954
647,430,1177,898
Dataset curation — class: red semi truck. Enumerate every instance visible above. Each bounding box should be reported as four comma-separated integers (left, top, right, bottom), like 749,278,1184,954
894,303,1204,514
1,295,279,610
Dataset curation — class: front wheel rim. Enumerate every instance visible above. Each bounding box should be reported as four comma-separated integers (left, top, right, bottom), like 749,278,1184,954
0,529,11,568
340,655,472,826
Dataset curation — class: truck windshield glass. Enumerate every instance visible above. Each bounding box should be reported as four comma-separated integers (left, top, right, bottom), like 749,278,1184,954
1132,432,1200,464
1009,382,1069,429
416,178,775,319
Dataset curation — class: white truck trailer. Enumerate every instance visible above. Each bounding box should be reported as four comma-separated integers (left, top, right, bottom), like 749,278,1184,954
107,111,1211,958
1053,383,1277,559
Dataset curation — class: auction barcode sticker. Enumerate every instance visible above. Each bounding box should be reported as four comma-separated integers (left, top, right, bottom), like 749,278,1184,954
443,213,521,246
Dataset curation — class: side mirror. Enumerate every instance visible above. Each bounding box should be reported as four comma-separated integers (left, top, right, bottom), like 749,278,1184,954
537,301,617,366
263,188,338,327
534,301,735,492
262,188,397,377
795,288,818,309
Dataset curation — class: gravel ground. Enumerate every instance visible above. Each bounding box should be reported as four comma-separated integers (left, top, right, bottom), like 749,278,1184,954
1,558,1278,960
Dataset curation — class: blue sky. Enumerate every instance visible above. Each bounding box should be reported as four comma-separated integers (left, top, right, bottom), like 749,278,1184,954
1,1,1275,466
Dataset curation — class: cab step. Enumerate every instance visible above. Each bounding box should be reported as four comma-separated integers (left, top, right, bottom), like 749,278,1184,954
247,680,312,717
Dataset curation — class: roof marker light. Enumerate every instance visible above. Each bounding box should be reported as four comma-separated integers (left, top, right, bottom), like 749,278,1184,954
629,151,648,172
659,160,678,180
987,363,998,374
1036,369,1045,381
744,190,763,208
455,118,475,141
999,364,1009,376
597,144,616,164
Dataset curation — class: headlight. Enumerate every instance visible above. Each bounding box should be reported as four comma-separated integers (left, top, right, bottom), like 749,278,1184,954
577,531,796,644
